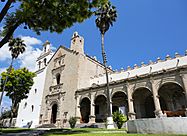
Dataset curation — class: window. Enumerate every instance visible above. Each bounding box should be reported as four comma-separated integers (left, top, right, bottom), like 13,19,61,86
44,58,47,66
44,46,46,52
24,102,27,109
31,105,34,112
58,60,61,65
38,61,41,69
56,73,61,84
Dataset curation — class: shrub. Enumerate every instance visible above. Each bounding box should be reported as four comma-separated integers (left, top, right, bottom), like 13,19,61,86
68,117,77,128
112,111,127,129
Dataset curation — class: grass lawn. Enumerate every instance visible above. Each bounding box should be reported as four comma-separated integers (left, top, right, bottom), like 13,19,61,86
1,128,187,136
44,134,187,136
44,128,187,136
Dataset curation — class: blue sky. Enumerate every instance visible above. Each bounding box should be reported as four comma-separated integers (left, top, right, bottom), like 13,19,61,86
1,0,187,108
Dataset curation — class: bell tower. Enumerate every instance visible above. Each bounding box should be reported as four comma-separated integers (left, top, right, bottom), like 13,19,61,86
36,40,52,71
70,32,84,54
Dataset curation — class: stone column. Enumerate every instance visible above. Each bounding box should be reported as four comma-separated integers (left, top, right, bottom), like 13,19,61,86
180,74,187,116
56,100,61,128
75,95,81,124
89,93,96,123
44,100,50,124
127,83,136,120
47,107,52,124
151,80,163,118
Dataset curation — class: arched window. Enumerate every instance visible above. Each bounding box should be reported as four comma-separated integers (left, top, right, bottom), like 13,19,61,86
44,46,46,52
56,73,61,84
24,102,27,109
38,61,41,69
44,58,47,66
35,89,37,94
31,105,34,112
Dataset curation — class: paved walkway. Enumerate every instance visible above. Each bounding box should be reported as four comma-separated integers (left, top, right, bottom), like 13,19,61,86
1,130,46,136
90,130,127,133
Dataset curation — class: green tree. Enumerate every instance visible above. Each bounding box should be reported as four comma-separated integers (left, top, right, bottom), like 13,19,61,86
0,109,11,119
0,68,36,126
95,2,117,128
0,37,26,108
0,0,108,48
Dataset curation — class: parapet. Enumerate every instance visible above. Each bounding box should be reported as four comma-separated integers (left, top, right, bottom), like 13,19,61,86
89,51,187,86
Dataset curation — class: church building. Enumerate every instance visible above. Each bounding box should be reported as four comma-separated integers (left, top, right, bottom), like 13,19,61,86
16,32,187,130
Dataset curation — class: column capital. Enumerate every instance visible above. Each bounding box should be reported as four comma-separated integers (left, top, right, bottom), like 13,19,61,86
150,77,155,84
126,81,130,87
180,74,185,79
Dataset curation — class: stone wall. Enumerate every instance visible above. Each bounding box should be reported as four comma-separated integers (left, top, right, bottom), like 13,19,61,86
127,117,187,134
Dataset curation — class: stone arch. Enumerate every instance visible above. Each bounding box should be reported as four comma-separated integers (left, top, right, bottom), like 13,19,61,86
80,97,90,123
51,103,58,124
79,96,90,105
112,91,128,115
132,86,152,95
50,101,58,107
94,95,107,122
95,91,107,99
157,78,184,90
132,87,155,119
158,82,186,116
111,89,127,96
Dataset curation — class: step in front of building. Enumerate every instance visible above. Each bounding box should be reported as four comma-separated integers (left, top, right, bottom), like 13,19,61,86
76,123,106,128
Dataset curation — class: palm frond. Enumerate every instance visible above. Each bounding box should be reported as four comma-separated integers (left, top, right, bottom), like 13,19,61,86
8,37,26,59
95,2,117,34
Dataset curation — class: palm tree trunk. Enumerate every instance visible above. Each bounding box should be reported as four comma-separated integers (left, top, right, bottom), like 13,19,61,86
0,58,13,108
101,33,112,117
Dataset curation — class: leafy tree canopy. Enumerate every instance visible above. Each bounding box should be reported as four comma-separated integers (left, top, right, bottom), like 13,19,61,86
0,109,12,119
0,0,108,48
0,67,36,109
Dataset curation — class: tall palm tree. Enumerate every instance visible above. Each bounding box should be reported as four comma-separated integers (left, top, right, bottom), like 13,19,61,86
0,37,26,108
95,2,117,128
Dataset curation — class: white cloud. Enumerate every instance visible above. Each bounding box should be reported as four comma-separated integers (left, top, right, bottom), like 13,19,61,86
0,67,7,74
0,43,11,61
0,36,43,71
19,47,42,71
20,36,42,46
50,43,57,51
18,36,43,71
0,36,56,72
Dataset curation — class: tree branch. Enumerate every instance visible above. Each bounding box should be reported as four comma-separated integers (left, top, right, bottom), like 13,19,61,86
0,0,14,23
0,22,19,48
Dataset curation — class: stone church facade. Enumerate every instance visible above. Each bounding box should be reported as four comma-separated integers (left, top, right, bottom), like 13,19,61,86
16,32,187,128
